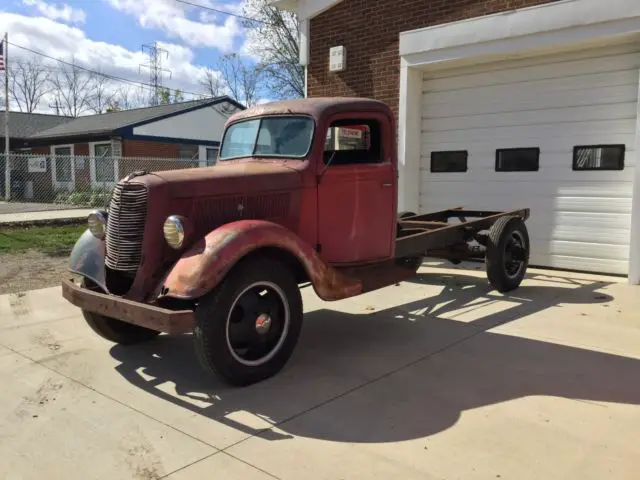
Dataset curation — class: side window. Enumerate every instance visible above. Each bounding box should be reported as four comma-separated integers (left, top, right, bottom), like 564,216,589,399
178,144,199,160
573,145,625,171
323,118,382,165
495,147,540,172
431,151,468,172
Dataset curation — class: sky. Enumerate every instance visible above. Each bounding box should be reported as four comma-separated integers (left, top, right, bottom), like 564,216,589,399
0,0,262,112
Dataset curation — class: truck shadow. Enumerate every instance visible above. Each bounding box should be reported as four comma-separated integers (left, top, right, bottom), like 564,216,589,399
109,270,640,444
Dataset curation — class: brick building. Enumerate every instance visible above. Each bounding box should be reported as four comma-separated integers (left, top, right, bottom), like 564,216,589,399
10,96,244,202
273,0,640,283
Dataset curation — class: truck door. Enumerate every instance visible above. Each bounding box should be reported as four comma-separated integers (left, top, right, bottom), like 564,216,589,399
316,113,396,264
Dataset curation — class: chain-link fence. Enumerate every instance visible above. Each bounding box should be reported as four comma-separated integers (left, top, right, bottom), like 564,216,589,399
0,152,215,212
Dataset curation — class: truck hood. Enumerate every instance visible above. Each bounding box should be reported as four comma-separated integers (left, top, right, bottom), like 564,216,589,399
144,160,304,198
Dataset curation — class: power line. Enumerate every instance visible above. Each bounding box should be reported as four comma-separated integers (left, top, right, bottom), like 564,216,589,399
172,0,267,24
7,41,207,99
63,0,269,25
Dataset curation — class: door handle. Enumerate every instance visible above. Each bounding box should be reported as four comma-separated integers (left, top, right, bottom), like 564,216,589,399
382,183,393,188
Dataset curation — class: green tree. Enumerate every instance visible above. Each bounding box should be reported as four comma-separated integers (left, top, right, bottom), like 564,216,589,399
158,87,171,104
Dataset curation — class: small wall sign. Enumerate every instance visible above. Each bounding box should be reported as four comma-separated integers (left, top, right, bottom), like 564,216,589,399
329,45,346,72
28,156,47,173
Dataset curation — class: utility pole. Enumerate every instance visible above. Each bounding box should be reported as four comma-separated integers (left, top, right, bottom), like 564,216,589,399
3,32,10,201
139,42,172,106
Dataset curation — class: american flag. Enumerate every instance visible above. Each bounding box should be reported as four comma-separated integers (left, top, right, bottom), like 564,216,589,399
0,40,4,71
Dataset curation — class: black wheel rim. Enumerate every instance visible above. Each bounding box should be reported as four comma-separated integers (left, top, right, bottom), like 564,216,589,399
225,281,290,367
504,230,526,279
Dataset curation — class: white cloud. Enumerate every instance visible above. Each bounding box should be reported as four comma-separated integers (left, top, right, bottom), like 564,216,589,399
106,0,244,52
21,0,86,24
1,12,221,113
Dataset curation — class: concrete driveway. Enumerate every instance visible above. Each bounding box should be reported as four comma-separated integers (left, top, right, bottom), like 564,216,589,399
1,261,639,479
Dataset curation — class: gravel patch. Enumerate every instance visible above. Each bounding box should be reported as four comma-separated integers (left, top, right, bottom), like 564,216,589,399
0,250,71,295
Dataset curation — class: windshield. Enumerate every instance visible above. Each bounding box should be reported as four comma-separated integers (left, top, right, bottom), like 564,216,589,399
219,115,315,160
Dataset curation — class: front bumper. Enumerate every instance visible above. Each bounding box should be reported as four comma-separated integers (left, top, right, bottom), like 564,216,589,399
62,278,195,334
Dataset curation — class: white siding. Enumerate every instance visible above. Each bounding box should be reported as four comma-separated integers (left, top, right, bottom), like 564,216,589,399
419,42,640,275
133,104,232,142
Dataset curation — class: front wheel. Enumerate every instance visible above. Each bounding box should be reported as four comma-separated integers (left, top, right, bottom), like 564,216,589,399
485,216,530,293
81,279,160,345
82,311,161,345
193,258,304,387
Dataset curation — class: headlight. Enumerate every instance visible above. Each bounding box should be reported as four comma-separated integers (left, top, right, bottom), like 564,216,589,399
87,210,107,239
163,215,185,249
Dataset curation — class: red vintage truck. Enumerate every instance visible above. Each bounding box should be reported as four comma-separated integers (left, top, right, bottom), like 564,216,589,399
62,97,530,386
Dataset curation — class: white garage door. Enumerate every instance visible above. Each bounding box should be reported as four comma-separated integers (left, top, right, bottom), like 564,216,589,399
420,40,640,275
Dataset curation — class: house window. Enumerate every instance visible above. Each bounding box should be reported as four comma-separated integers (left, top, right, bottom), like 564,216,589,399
206,147,219,166
93,142,115,183
430,151,468,172
53,146,73,182
573,145,625,171
496,148,540,172
323,119,380,165
178,144,199,160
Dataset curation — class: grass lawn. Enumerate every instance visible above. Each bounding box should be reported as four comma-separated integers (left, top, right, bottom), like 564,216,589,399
0,223,86,256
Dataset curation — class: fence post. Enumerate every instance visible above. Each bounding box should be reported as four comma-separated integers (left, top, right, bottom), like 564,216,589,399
3,33,10,201
3,153,9,202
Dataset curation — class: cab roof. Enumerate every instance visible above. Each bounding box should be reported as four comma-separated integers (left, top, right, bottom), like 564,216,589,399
226,97,393,125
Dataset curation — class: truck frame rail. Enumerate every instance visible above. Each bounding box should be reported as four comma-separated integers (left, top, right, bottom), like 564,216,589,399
395,207,530,260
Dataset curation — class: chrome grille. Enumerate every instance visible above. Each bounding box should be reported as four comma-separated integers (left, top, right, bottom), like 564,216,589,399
105,182,148,272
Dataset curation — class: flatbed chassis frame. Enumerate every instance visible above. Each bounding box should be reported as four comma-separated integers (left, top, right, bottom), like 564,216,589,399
395,207,530,262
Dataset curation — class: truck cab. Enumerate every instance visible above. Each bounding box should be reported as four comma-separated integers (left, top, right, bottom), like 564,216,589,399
216,97,398,264
62,97,530,387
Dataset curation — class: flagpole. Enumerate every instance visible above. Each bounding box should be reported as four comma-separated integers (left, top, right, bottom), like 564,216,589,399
4,32,10,201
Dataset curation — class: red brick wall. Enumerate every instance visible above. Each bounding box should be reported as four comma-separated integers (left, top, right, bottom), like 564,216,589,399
120,139,198,176
122,139,179,158
308,0,561,119
73,143,92,191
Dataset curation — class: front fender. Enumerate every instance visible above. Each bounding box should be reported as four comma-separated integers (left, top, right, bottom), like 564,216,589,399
161,220,363,301
68,229,108,292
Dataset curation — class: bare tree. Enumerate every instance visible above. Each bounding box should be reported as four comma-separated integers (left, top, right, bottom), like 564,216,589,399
49,58,97,117
218,53,263,107
242,0,304,99
88,70,116,114
7,57,52,112
106,86,152,112
199,69,226,98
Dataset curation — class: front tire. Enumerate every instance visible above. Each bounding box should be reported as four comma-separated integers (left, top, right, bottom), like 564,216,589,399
485,216,530,293
193,258,304,387
81,279,160,345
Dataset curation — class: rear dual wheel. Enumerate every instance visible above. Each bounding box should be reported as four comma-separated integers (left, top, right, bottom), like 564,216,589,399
193,258,303,387
485,216,530,293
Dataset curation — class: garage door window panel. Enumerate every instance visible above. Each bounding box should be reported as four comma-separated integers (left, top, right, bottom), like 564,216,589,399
430,151,468,172
573,145,625,171
496,148,540,172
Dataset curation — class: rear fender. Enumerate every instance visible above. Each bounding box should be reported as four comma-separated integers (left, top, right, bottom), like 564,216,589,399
161,220,363,301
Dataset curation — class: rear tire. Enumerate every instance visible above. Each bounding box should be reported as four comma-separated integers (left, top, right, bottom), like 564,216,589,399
485,216,530,293
193,258,304,387
80,278,160,345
